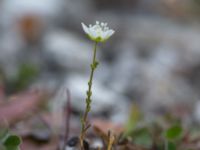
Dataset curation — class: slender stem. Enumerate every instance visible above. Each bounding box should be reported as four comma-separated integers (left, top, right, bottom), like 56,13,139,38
80,41,98,149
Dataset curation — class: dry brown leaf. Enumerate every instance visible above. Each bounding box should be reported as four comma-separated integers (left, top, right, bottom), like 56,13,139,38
0,90,49,126
92,119,124,136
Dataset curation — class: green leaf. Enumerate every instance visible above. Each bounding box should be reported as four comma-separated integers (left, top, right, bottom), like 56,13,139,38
164,125,183,141
9,63,39,93
166,141,176,150
133,128,152,148
3,135,21,147
124,104,142,136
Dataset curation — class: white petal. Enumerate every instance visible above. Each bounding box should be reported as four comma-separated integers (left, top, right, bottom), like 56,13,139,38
103,30,115,39
102,32,109,39
100,31,106,39
87,28,96,39
107,30,115,36
81,23,89,34
81,22,114,42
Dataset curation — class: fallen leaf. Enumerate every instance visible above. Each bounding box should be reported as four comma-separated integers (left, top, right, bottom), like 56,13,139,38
0,90,49,126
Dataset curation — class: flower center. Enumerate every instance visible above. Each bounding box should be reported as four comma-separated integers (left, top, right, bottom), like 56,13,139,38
93,21,110,33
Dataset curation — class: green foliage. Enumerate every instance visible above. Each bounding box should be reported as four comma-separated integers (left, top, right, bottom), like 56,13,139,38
124,104,142,136
123,105,153,148
166,141,176,150
8,63,39,93
163,125,183,150
14,64,38,90
132,128,153,148
4,135,21,146
3,135,21,150
123,107,188,150
164,125,183,141
0,128,21,150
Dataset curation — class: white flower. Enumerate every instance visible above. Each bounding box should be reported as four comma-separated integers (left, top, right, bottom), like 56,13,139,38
81,21,115,42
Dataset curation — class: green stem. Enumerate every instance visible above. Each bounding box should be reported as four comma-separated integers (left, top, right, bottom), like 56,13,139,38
80,41,98,149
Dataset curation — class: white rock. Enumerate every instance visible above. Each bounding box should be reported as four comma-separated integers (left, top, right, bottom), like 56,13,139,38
43,30,93,71
0,28,24,78
109,43,140,93
50,73,129,120
66,74,118,113
0,0,62,23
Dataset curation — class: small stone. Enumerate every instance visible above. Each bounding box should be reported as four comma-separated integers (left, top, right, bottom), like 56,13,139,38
67,137,79,147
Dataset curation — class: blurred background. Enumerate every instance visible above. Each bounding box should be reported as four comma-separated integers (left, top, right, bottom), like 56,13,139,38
1,0,200,132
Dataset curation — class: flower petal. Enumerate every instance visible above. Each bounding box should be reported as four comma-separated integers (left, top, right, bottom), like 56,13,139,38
107,30,115,37
81,23,89,34
103,30,115,40
81,22,114,42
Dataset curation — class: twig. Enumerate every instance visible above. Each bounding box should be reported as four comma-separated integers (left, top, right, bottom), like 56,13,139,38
107,131,115,150
62,89,71,150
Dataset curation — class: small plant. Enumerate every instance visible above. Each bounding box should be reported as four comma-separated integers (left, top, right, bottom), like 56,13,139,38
80,21,115,149
0,128,21,150
164,124,183,150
